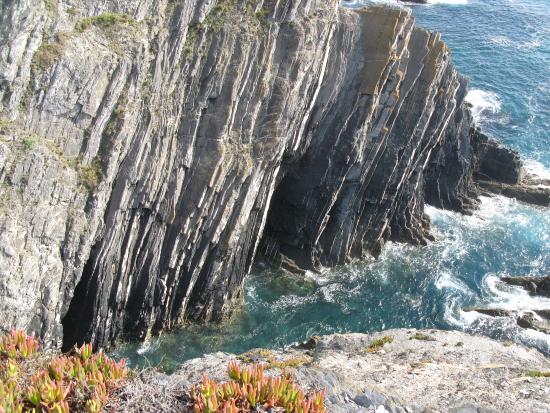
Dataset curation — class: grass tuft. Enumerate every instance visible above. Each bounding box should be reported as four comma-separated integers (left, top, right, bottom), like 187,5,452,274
31,35,67,74
526,371,550,378
78,157,104,192
366,335,394,353
410,332,434,341
76,12,136,32
266,356,310,370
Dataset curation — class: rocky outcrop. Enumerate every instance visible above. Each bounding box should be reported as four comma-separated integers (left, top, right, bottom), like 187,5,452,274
517,312,550,335
117,330,550,413
502,276,550,297
472,134,550,207
464,308,550,334
464,275,550,334
0,0,541,349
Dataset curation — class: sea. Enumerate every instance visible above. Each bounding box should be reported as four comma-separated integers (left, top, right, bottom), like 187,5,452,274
114,0,550,371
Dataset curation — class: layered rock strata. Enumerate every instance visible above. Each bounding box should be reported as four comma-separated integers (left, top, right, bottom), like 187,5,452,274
0,0,540,348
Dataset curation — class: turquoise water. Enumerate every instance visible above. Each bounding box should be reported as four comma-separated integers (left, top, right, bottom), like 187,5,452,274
114,0,550,370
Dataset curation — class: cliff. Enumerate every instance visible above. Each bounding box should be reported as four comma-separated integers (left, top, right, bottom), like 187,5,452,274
118,329,550,412
0,0,546,349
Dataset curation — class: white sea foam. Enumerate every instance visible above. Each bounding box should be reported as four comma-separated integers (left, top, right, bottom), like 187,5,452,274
465,89,502,122
435,271,472,295
136,336,160,355
483,274,550,311
524,159,550,187
426,0,468,4
488,35,513,47
340,0,400,8
340,0,469,8
488,35,542,50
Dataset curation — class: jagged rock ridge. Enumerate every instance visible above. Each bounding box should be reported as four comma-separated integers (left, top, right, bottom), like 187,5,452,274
0,0,544,349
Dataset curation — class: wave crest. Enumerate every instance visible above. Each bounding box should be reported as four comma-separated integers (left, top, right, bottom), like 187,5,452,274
465,89,502,122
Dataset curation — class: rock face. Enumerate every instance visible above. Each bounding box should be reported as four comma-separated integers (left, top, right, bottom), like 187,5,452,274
472,134,550,207
117,330,550,413
0,0,541,348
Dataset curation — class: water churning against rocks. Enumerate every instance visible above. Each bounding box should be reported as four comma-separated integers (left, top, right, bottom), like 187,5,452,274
115,0,550,370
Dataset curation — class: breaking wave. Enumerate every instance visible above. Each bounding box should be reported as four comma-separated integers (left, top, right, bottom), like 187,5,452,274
465,89,502,123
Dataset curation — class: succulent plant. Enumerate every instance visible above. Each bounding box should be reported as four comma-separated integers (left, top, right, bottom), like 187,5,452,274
0,330,40,360
192,361,326,413
0,330,128,413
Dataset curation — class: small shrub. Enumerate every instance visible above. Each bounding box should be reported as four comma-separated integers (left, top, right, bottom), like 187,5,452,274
0,331,128,413
76,13,136,32
31,38,65,73
526,371,550,378
44,0,58,15
78,157,104,192
255,7,269,25
22,136,36,150
266,356,310,370
366,335,394,353
192,361,326,413
410,332,434,341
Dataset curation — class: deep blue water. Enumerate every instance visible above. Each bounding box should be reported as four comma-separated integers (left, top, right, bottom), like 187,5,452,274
114,0,550,371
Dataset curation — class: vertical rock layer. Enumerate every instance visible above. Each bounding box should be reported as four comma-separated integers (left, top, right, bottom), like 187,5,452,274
0,0,531,348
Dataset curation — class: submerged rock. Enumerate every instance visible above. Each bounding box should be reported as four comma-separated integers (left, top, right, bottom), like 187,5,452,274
117,329,550,413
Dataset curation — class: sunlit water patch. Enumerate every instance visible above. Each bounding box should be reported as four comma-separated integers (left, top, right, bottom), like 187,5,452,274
113,0,550,370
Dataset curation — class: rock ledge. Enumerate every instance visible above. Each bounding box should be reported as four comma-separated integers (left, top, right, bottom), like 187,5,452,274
118,329,550,413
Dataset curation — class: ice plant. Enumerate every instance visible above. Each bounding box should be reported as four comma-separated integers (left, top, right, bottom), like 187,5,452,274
0,330,39,359
0,330,128,413
192,361,326,413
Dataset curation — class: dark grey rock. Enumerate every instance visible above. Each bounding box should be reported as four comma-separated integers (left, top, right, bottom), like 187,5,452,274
463,308,512,317
501,276,550,297
474,136,523,185
517,312,550,334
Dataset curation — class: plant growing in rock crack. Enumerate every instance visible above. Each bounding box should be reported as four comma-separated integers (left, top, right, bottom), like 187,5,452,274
191,361,326,412
526,370,550,378
75,13,136,32
410,333,434,341
366,335,394,353
0,330,128,413
31,33,70,76
22,136,36,151
78,157,104,192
